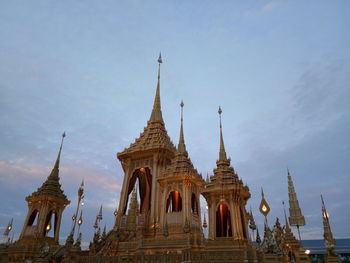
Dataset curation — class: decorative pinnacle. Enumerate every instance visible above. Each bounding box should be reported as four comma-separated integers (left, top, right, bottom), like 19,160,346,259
49,132,66,179
149,53,163,122
178,100,186,153
218,106,227,161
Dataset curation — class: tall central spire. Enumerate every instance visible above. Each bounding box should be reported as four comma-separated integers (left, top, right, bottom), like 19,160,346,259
149,53,163,122
218,106,228,161
178,100,186,153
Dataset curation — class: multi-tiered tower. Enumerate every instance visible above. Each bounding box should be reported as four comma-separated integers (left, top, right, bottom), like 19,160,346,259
158,101,204,243
201,107,251,260
115,54,176,233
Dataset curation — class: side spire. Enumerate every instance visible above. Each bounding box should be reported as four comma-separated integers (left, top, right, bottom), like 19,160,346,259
178,100,186,153
287,169,305,240
149,53,163,122
218,106,228,161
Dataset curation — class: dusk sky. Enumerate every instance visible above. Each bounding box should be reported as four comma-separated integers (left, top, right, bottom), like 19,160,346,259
0,1,349,247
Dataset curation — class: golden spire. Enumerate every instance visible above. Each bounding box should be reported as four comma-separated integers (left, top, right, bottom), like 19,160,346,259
287,169,305,240
149,53,163,122
218,106,228,161
321,195,336,255
178,100,187,153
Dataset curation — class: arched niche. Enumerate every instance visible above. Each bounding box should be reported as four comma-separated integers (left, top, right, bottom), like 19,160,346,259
123,167,152,215
27,209,39,226
191,193,199,215
166,190,182,213
216,203,232,237
44,210,58,237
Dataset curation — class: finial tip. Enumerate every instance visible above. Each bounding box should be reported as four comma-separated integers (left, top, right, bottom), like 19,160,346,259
158,53,163,63
62,131,66,138
218,106,222,115
180,100,184,108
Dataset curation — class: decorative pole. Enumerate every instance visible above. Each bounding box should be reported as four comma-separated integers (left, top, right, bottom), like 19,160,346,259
2,218,13,244
66,180,84,246
249,207,257,241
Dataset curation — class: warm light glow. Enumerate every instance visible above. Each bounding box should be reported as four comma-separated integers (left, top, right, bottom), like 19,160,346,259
78,218,83,225
323,211,329,218
262,205,267,212
8,225,12,231
114,210,118,216
140,167,146,173
72,215,76,221
305,249,310,255
46,223,51,231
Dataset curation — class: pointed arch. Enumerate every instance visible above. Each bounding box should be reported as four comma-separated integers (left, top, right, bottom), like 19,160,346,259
166,191,182,213
27,209,39,226
123,167,152,214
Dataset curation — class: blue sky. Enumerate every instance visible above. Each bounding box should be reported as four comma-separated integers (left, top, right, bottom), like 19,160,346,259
0,0,349,245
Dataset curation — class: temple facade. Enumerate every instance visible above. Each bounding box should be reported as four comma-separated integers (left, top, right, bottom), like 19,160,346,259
0,56,324,263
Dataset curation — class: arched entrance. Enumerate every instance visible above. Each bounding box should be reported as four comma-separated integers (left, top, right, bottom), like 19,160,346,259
123,167,152,215
216,203,232,237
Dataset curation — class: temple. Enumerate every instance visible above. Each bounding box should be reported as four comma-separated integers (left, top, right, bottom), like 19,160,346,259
0,55,343,263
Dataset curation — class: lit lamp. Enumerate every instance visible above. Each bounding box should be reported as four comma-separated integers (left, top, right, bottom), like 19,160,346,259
259,188,270,226
77,210,83,237
46,221,51,232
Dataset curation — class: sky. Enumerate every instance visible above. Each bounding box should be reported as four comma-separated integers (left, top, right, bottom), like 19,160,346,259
0,0,349,246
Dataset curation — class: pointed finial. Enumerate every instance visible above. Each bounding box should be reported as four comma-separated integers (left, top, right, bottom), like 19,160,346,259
218,106,228,161
49,132,66,178
149,54,163,122
178,100,187,153
97,205,103,221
